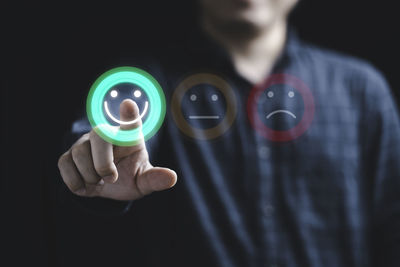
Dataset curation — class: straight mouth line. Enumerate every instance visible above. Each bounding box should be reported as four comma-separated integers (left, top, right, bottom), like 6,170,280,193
188,115,220,120
266,110,296,119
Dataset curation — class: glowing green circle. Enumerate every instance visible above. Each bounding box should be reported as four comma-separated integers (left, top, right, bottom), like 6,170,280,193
86,67,166,146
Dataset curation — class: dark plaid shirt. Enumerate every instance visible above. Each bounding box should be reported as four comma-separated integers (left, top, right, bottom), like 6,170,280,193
68,31,400,267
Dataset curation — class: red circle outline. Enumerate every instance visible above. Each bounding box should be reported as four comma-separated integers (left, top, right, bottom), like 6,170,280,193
246,73,315,142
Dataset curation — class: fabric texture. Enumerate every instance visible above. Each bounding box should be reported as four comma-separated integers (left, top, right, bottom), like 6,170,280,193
65,30,400,267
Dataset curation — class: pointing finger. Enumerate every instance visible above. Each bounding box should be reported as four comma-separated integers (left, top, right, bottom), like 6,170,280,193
114,99,146,159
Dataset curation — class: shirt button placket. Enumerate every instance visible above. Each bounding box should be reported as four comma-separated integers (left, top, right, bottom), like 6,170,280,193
258,145,270,159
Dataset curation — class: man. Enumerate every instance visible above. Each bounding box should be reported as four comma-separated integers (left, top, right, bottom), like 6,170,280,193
58,0,400,266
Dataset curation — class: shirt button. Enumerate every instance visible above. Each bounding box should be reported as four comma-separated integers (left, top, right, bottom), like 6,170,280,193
258,146,270,158
262,203,275,217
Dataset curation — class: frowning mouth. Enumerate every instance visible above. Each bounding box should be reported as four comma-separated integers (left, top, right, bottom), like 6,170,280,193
104,100,149,125
266,109,296,119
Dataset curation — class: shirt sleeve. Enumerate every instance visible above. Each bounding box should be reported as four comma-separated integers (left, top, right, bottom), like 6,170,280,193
361,67,400,266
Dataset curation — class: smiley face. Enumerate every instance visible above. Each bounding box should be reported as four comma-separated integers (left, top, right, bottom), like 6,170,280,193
257,84,305,131
102,82,149,127
86,66,166,146
171,73,237,140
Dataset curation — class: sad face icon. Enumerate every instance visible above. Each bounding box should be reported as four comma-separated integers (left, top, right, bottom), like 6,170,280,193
247,73,315,142
257,84,305,131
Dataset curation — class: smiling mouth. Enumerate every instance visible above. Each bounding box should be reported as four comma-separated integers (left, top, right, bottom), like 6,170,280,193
266,109,297,119
188,115,220,120
104,100,149,125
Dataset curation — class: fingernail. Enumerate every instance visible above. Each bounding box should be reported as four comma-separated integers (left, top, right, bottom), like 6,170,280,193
97,179,105,186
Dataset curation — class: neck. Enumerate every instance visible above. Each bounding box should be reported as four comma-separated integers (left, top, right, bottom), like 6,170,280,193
202,17,287,84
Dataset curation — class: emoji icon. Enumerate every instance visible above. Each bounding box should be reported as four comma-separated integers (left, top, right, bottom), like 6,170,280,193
247,73,315,142
171,73,237,140
86,66,166,146
103,83,149,126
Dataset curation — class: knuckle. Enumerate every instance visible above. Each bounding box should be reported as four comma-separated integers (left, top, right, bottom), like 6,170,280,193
82,132,90,140
70,186,85,195
82,172,100,184
58,152,70,169
95,163,114,177
57,152,85,194
76,132,90,143
64,175,83,192
89,129,99,140
71,143,88,162
63,177,80,193
68,183,81,193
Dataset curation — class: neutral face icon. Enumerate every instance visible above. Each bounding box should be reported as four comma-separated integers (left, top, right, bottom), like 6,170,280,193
171,73,237,140
102,82,149,126
257,84,305,131
181,84,228,129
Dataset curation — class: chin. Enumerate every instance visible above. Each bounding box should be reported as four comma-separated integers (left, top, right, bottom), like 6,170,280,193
215,8,276,35
201,0,297,30
232,8,275,27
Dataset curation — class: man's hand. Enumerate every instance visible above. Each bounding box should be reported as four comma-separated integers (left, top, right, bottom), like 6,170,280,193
58,99,177,201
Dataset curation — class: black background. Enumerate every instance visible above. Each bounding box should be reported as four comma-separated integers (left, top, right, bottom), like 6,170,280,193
3,1,399,266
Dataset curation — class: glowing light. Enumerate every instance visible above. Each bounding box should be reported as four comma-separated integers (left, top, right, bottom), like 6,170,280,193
190,94,197,101
211,94,218,101
134,90,142,98
110,90,118,98
288,91,294,98
267,91,274,98
266,110,297,119
86,66,166,146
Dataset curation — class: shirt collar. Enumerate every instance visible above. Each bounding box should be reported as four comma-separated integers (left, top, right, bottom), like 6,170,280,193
184,25,302,85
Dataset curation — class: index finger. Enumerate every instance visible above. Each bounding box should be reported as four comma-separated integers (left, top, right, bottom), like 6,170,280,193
113,99,147,159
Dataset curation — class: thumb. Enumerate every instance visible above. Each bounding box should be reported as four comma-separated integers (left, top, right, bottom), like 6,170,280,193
136,167,178,196
114,99,145,159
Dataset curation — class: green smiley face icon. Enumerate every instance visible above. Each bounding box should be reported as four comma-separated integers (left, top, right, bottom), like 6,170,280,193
86,66,166,146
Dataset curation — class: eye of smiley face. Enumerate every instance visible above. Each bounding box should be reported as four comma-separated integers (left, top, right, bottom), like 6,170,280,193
257,84,305,131
180,84,227,129
102,82,149,126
